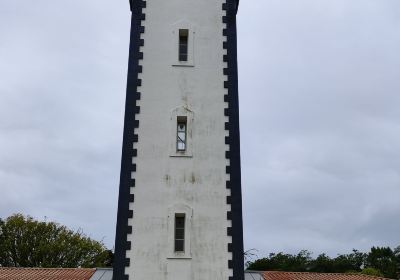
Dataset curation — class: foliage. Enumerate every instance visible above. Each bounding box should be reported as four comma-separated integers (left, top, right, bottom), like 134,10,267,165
247,247,400,279
395,247,400,278
0,214,112,268
365,247,398,279
308,250,367,273
247,250,312,272
361,268,384,277
244,249,259,268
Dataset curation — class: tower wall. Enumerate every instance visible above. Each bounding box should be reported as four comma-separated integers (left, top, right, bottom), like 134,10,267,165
114,1,243,279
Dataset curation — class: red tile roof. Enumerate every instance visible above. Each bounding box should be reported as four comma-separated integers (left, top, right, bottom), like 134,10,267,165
262,271,393,280
0,268,96,280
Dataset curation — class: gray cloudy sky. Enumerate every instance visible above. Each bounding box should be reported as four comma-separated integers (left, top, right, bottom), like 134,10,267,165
1,0,399,258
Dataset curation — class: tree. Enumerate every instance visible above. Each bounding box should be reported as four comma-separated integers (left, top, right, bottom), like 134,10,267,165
244,249,258,268
308,250,367,274
246,247,400,279
366,247,398,279
247,250,312,272
0,214,112,268
346,249,367,271
394,246,400,280
361,268,384,277
309,254,335,273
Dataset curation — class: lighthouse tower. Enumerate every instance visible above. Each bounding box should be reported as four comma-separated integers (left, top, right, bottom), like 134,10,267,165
113,0,243,279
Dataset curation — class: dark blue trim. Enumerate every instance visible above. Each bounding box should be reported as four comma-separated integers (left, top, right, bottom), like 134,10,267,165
223,0,244,279
113,1,146,280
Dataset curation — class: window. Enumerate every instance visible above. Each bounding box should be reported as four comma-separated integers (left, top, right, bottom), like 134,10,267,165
176,117,187,152
174,214,185,252
167,204,192,258
171,23,195,67
170,108,193,157
179,29,189,62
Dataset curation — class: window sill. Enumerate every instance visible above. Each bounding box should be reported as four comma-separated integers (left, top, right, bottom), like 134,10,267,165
172,63,194,67
170,154,193,158
167,256,192,260
170,151,192,158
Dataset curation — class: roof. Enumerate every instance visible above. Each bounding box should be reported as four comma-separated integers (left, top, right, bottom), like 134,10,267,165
246,271,265,280
1,269,391,280
0,268,96,280
89,268,113,280
261,271,394,280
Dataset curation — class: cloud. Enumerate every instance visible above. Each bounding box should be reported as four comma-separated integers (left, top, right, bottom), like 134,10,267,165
0,0,130,247
238,0,400,256
1,0,399,255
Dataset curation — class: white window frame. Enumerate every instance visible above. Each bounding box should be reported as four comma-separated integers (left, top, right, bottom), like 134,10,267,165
167,204,193,259
171,20,196,67
170,106,194,157
176,117,187,152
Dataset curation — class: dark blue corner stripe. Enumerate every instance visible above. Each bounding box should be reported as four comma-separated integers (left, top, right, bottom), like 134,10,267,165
113,2,146,280
223,0,244,279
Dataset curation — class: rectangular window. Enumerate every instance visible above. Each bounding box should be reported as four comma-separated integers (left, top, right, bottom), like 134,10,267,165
174,214,185,252
177,117,187,152
179,29,189,62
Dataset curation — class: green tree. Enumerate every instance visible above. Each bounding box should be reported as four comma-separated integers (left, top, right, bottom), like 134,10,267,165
394,246,400,279
0,214,112,268
361,267,384,277
331,251,365,273
309,254,335,273
308,250,366,273
346,249,367,271
247,247,400,279
247,250,312,272
366,247,397,279
244,249,258,268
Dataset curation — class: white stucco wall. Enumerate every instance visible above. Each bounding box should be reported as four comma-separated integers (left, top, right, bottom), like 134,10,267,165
125,0,231,279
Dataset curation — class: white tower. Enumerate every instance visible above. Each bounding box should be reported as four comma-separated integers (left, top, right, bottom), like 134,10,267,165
114,0,243,279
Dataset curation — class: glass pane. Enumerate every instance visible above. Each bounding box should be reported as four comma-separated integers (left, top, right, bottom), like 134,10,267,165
177,141,185,151
179,44,188,54
178,131,186,141
177,121,186,151
175,240,184,252
175,216,185,228
179,54,188,62
175,228,184,239
179,30,188,62
178,123,186,132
